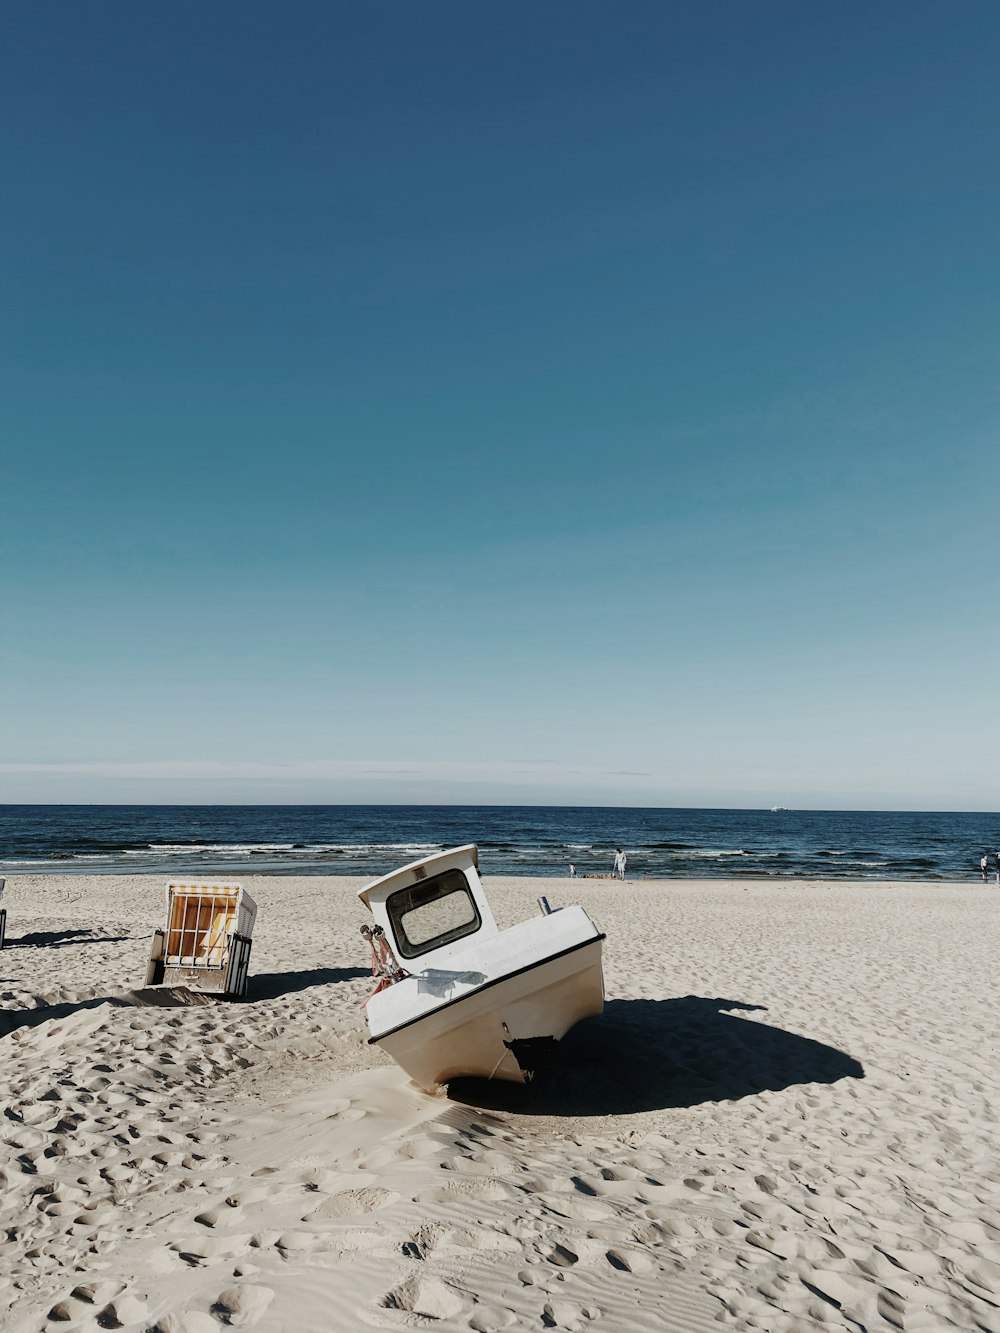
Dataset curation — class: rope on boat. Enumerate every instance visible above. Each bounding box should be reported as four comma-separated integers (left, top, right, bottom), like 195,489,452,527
360,923,407,1008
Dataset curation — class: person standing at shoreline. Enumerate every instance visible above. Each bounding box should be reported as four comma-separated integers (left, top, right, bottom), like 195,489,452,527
981,854,989,882
619,848,627,880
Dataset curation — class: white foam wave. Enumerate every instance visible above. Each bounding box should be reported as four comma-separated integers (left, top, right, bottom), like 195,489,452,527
303,842,443,854
143,843,297,854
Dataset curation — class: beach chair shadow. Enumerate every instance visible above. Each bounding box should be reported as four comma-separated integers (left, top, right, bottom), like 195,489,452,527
449,995,864,1115
0,968,370,1041
5,929,132,949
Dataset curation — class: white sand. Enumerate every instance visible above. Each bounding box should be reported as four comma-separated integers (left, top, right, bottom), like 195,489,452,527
0,873,997,1332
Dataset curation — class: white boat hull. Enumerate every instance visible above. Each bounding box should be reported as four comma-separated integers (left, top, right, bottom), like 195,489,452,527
372,936,604,1091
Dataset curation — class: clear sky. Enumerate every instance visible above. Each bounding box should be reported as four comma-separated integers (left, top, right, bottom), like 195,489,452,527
2,2,998,809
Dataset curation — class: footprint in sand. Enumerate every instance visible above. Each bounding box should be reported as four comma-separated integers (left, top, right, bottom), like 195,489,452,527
598,1164,639,1181
356,1136,442,1169
469,1304,518,1330
193,1203,245,1228
421,1178,518,1205
211,1284,275,1327
402,1221,521,1257
151,1311,232,1332
541,1242,580,1268
380,1275,468,1321
605,1245,655,1274
537,1195,616,1223
540,1297,601,1330
308,1186,396,1219
517,1173,568,1194
48,1284,148,1328
171,1232,252,1266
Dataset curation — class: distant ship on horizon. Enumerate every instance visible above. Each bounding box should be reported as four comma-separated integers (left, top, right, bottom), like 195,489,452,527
770,805,789,812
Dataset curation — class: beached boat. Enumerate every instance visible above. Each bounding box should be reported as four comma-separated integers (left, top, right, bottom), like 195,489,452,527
358,845,605,1091
145,881,257,998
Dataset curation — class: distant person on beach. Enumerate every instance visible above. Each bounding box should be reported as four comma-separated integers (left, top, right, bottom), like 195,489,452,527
981,854,989,882
613,848,627,880
568,863,576,878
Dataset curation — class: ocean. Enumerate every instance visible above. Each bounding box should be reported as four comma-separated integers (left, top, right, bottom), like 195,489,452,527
0,805,996,882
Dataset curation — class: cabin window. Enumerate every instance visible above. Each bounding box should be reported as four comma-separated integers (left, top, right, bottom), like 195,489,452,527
386,868,482,959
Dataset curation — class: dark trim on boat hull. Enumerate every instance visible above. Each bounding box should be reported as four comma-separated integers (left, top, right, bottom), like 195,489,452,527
367,933,606,1044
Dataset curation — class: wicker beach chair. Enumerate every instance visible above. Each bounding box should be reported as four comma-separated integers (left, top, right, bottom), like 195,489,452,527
145,881,257,997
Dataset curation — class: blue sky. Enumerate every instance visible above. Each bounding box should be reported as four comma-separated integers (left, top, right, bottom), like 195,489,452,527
2,2,998,809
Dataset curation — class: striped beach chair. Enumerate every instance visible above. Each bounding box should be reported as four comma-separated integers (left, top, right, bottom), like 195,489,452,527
145,881,257,998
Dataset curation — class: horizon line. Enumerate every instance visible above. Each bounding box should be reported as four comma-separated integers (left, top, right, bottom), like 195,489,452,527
0,800,996,815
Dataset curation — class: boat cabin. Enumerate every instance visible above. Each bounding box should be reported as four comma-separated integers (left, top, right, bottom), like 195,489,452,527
358,845,497,973
145,881,257,997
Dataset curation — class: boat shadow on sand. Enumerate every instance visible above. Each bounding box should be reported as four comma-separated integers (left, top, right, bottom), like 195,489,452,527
449,996,864,1116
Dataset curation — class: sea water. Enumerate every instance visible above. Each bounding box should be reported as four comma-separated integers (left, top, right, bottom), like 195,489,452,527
0,805,996,881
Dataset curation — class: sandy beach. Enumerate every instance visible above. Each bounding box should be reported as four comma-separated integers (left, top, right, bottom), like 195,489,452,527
0,872,997,1332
